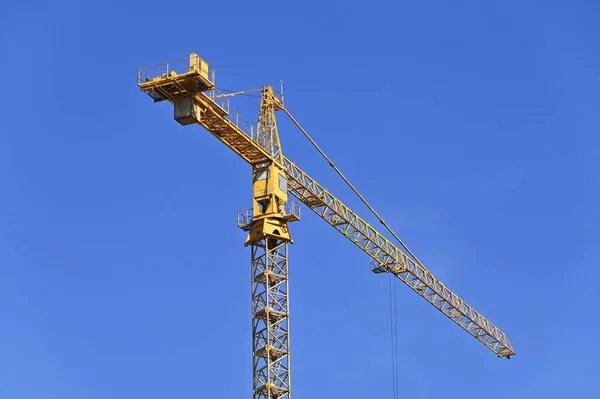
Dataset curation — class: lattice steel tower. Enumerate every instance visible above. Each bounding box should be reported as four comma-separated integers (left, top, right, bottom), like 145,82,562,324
241,86,299,399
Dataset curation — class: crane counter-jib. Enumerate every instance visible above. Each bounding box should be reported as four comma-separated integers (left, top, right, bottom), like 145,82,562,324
193,92,274,165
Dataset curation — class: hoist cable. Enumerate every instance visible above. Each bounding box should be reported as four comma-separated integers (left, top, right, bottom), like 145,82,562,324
389,274,400,399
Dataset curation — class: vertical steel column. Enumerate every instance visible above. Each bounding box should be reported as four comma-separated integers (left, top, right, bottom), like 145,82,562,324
250,235,291,399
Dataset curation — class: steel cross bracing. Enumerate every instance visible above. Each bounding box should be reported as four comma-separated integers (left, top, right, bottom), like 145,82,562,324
137,55,516,359
256,86,284,163
250,238,291,399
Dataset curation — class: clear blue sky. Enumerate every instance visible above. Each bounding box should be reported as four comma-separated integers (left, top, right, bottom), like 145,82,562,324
1,0,598,398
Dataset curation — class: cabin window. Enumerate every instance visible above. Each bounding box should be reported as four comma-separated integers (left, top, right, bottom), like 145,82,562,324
255,169,269,181
278,174,288,193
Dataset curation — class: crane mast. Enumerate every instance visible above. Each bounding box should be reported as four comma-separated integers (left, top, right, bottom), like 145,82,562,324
242,86,298,399
137,52,515,397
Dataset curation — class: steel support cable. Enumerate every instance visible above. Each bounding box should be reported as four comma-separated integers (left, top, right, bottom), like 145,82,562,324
215,87,262,99
281,107,426,270
282,106,410,396
388,274,399,399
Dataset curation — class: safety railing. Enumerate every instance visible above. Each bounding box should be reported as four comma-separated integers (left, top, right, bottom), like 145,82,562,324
203,88,256,141
237,208,253,231
137,54,216,87
237,200,301,231
285,199,301,221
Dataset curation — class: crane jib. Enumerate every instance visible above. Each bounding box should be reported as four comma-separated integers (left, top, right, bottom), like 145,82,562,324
280,157,515,358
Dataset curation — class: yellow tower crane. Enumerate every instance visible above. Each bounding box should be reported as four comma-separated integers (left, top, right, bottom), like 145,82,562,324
137,53,516,399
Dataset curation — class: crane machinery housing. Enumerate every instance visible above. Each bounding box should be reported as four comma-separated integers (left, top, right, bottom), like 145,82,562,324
137,52,516,399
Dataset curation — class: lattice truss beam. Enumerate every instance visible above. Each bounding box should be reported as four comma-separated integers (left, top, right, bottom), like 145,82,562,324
251,238,291,399
281,157,515,357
